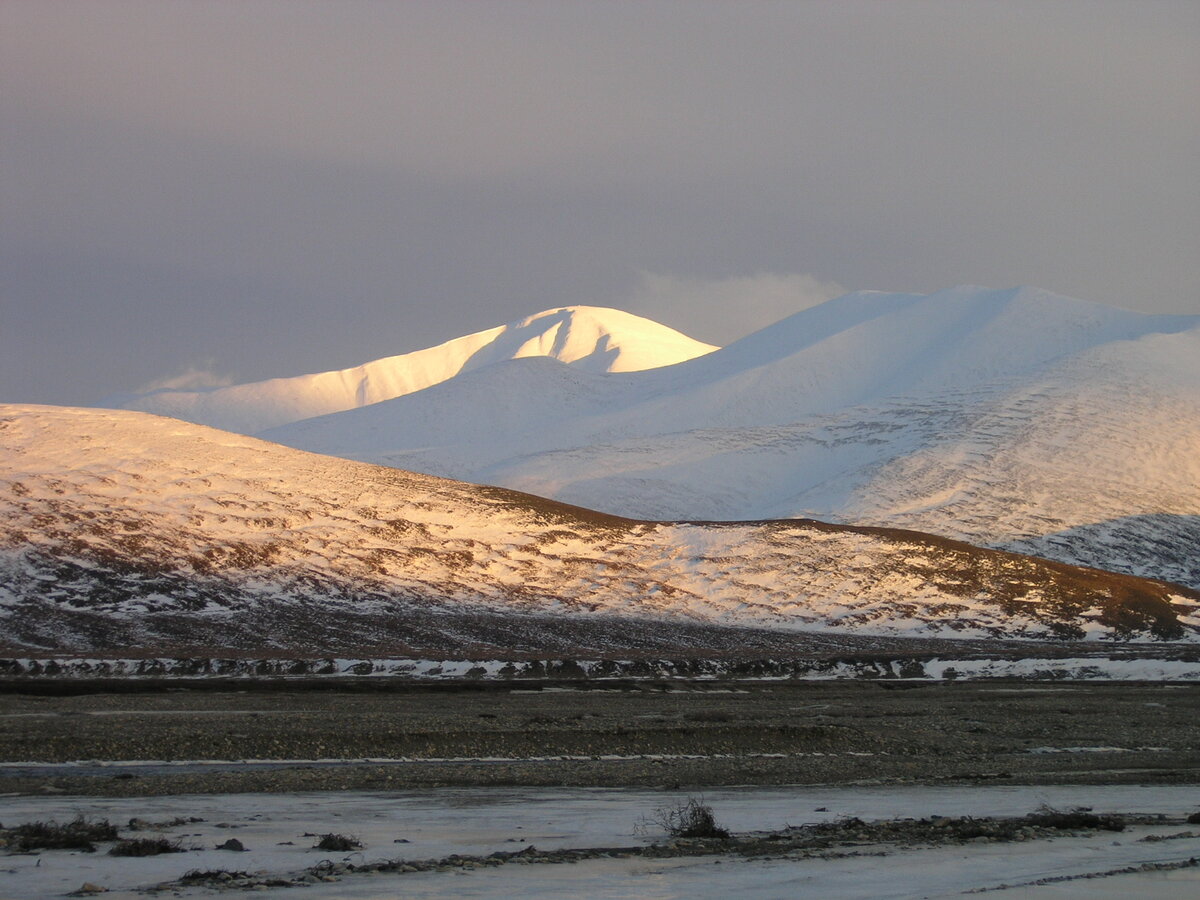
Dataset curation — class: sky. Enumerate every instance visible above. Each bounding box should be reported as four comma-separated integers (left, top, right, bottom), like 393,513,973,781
2,0,1198,406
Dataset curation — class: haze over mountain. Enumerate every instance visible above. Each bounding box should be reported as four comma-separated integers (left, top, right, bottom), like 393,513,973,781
2,404,1194,655
261,287,1200,589
107,306,716,434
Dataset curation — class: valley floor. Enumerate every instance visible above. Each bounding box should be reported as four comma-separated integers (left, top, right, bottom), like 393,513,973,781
1,680,1198,795
2,680,1198,897
2,785,1199,898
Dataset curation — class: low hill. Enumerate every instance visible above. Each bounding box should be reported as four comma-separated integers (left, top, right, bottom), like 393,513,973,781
2,405,1195,655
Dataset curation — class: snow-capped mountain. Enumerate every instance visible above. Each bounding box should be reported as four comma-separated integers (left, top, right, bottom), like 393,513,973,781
2,404,1194,655
262,287,1200,588
105,306,717,433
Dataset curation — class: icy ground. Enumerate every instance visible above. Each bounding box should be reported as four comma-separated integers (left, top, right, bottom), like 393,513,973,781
2,786,1198,899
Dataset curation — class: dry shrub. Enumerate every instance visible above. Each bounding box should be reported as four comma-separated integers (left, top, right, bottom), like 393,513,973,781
6,817,118,852
108,837,184,857
314,833,362,851
650,798,730,839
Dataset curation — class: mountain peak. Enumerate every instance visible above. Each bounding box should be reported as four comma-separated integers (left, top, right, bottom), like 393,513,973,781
104,305,716,433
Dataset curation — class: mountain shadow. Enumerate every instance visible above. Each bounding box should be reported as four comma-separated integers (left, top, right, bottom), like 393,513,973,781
1002,514,1200,591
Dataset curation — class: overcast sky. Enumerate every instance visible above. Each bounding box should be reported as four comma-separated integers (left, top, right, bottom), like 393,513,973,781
3,0,1197,405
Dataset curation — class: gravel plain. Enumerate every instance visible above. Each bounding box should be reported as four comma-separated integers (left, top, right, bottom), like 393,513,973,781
1,679,1198,796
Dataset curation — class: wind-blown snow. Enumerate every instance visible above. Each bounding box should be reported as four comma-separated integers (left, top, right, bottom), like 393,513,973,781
104,306,716,433
0,404,1194,653
262,287,1200,588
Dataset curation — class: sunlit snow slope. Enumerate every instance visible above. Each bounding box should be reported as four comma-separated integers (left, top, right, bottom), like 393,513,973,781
264,287,1200,589
1,405,1195,655
106,306,716,433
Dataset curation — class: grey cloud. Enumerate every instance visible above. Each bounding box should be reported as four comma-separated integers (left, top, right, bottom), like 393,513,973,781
621,273,846,346
2,1,1197,406
132,361,235,395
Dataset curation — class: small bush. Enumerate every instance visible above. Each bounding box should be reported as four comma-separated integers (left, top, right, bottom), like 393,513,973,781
108,837,184,857
650,798,730,839
7,817,118,852
314,833,362,851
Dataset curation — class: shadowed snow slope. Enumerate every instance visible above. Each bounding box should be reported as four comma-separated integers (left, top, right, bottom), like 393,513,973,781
262,287,1200,589
104,306,716,433
1,404,1196,655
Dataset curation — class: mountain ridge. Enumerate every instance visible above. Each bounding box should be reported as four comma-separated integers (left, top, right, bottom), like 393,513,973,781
260,287,1200,589
105,305,717,433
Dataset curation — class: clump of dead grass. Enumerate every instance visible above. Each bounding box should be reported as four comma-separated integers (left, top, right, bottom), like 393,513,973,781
108,837,185,857
3,817,118,852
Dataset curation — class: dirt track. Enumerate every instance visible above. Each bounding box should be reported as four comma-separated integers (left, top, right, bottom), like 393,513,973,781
1,680,1197,796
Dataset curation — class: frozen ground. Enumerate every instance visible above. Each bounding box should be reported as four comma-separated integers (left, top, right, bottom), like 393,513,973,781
2,785,1198,898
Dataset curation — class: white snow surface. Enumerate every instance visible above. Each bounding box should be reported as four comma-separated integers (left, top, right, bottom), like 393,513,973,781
3,786,1198,899
2,403,1194,646
261,287,1200,587
104,306,717,433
